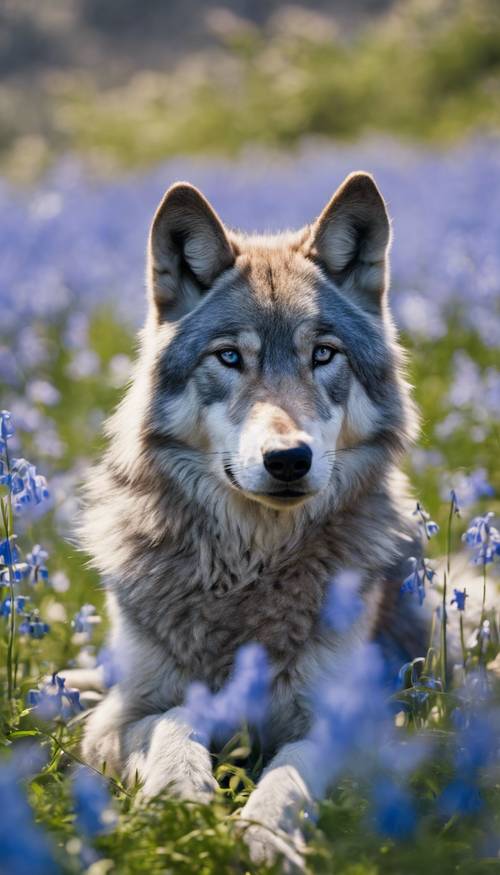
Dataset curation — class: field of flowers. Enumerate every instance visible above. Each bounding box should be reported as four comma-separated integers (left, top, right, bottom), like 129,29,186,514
0,138,499,874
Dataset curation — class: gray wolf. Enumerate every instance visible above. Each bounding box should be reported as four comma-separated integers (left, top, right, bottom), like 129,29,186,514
72,172,425,866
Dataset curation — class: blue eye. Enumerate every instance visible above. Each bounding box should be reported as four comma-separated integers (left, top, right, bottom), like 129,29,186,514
216,348,242,369
312,345,336,367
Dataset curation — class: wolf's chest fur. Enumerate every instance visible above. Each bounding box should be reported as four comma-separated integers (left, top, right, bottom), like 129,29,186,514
106,486,402,701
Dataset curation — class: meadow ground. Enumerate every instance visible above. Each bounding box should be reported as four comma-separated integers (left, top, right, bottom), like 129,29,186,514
0,138,499,874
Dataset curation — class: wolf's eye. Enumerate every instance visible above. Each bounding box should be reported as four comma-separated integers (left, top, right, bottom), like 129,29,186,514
215,348,242,369
312,345,336,367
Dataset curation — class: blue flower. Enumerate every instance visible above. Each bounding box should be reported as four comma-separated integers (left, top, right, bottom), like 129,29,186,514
27,673,83,721
185,642,270,745
443,471,495,511
96,646,121,688
322,570,364,634
413,502,440,540
439,779,482,817
9,458,50,514
0,752,60,874
0,409,15,449
0,595,29,616
72,604,101,638
400,556,435,605
372,778,417,840
462,513,500,565
0,536,20,566
26,545,49,583
18,610,50,639
72,766,117,837
451,588,468,611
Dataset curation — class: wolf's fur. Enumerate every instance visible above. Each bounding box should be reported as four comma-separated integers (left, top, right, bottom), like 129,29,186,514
75,172,425,865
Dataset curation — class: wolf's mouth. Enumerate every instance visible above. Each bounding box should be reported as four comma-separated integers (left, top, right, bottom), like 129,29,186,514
224,463,310,502
263,490,307,499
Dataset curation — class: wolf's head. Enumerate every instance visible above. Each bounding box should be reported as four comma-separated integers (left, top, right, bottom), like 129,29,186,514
113,173,416,517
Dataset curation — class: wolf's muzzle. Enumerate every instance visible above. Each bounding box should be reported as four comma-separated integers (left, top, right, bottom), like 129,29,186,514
262,444,312,483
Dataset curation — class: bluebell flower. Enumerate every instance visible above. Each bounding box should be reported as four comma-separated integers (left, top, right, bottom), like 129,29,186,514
462,513,500,565
413,502,439,540
18,610,50,639
322,570,364,634
10,458,50,514
72,604,101,638
0,536,20,566
441,471,494,511
455,714,497,774
185,642,270,744
0,560,30,584
0,752,60,874
97,646,121,688
309,643,390,784
451,588,468,611
28,673,83,721
372,778,417,840
72,766,117,837
26,545,49,583
1,594,29,616
438,779,482,817
0,409,15,449
400,556,436,604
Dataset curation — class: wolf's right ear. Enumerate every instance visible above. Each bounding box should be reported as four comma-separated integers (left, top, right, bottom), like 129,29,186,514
148,183,234,321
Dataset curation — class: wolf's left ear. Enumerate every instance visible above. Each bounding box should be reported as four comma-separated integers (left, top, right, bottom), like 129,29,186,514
148,182,235,321
310,172,391,313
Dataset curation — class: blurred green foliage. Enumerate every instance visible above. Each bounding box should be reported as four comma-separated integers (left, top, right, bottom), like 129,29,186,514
2,0,500,179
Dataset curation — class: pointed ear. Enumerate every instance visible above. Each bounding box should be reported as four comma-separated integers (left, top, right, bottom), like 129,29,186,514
148,182,235,321
310,172,391,313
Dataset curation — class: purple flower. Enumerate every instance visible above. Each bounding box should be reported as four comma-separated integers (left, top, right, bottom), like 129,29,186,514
451,588,468,611
72,767,117,837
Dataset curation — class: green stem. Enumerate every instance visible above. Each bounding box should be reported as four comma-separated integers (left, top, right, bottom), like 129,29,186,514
1,504,16,704
459,613,466,669
481,560,487,624
440,499,454,690
440,572,448,691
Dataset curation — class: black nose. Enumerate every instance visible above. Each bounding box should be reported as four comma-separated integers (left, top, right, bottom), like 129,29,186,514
263,444,313,483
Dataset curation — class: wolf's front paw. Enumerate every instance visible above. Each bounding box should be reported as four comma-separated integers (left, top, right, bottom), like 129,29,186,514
238,794,307,872
138,754,218,804
241,822,306,872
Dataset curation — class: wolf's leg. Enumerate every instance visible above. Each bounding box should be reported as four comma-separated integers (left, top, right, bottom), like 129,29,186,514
82,688,217,802
239,739,325,870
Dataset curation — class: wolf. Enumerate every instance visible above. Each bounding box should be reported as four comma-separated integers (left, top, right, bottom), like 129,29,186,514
73,171,425,866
